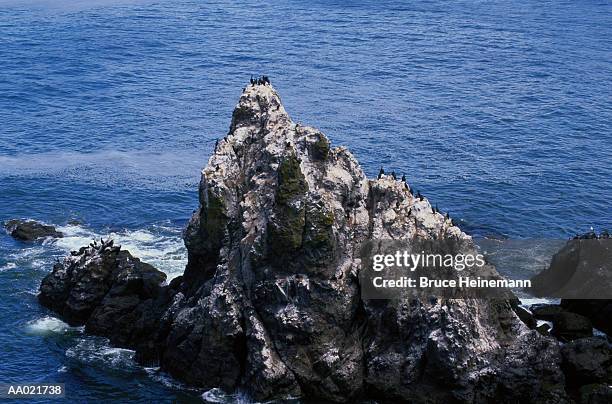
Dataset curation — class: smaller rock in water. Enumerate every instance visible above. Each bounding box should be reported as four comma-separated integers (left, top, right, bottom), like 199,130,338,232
39,239,166,327
552,312,593,342
4,219,63,241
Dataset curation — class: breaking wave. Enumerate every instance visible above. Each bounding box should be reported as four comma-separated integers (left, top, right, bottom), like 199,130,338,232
25,316,80,335
65,337,137,370
51,223,187,280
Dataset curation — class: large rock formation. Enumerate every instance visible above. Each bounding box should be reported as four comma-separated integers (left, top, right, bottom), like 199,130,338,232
39,83,571,403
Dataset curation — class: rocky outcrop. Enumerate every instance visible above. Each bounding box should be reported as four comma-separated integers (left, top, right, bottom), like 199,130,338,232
530,238,612,299
5,219,63,241
39,83,571,403
38,239,173,357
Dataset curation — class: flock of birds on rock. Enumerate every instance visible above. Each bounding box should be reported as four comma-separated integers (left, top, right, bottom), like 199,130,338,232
69,238,119,257
250,75,271,86
573,229,610,240
377,166,454,226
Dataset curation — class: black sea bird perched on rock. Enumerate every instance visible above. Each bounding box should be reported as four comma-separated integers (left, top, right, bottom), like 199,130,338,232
401,174,406,182
391,171,396,180
378,167,384,179
445,212,450,220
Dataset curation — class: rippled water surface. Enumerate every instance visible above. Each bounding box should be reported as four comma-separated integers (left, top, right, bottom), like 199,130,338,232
0,0,610,401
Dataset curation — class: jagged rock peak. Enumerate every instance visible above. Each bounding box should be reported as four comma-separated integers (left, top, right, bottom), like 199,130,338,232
190,82,463,269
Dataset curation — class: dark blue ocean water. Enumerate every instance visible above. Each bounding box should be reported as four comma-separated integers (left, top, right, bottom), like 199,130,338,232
0,0,610,401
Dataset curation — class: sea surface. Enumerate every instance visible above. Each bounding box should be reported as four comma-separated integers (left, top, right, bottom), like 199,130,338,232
0,0,610,402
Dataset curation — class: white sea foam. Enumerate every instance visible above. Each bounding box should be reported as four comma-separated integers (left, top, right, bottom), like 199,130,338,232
52,223,187,280
0,262,17,271
145,367,199,392
66,337,137,370
7,245,47,264
25,316,73,335
520,297,560,306
202,388,258,404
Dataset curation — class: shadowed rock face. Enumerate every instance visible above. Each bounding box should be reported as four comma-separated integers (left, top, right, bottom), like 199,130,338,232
39,84,569,403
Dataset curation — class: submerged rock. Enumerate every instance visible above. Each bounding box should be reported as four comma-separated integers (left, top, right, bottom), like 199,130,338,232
4,219,63,241
38,84,570,403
